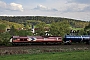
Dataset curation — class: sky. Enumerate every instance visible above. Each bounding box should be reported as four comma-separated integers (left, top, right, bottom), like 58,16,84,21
0,0,90,21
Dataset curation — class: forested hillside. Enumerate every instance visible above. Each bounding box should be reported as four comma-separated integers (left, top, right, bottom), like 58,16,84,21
0,16,89,28
0,20,24,28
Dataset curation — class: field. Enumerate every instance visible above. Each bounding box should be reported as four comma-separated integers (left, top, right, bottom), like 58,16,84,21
0,51,90,60
0,45,90,60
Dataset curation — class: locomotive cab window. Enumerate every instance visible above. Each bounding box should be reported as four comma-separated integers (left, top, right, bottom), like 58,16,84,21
20,39,23,41
24,39,27,41
58,38,62,40
20,38,27,41
59,38,61,39
13,38,17,40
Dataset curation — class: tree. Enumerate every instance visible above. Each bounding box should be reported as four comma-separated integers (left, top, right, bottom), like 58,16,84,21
35,22,48,36
0,32,11,45
0,24,6,33
84,22,90,35
50,21,70,36
84,22,90,30
17,30,33,36
9,26,18,36
77,29,85,35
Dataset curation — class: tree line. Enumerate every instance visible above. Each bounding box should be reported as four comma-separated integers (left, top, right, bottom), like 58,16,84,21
0,16,89,28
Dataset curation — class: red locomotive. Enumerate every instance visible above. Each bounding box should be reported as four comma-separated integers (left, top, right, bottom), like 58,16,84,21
10,36,62,45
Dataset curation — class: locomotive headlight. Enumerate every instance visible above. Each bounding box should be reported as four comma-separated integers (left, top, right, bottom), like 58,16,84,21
10,38,12,42
27,38,32,41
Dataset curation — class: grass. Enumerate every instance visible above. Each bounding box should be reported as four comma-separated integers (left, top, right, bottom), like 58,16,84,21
70,27,83,30
0,51,90,60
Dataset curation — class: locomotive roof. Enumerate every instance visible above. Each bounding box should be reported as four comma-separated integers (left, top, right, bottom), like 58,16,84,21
12,36,62,38
13,36,28,38
65,35,90,38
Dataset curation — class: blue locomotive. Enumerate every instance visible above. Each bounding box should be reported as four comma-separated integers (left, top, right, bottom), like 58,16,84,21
63,35,90,45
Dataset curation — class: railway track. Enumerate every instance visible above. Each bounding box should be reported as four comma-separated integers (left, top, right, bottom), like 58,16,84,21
0,44,90,49
0,44,90,55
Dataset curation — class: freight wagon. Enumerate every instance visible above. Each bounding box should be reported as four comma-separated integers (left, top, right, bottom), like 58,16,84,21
63,35,90,45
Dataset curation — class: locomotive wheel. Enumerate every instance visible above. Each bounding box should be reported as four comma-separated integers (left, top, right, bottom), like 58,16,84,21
86,40,90,45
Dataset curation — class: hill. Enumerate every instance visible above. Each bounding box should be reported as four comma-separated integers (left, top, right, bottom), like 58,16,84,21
0,20,24,30
0,16,89,28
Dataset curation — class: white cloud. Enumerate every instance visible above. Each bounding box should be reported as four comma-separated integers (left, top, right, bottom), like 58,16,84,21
68,0,90,4
83,6,90,12
0,1,23,12
38,4,47,9
59,3,89,13
0,1,6,8
60,12,90,21
34,4,58,12
64,3,89,12
10,3,23,12
36,4,47,10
